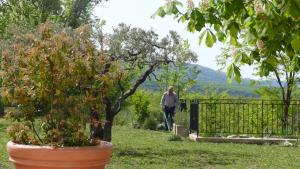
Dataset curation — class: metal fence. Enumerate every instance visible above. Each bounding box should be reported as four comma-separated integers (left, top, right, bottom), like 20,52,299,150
185,99,300,138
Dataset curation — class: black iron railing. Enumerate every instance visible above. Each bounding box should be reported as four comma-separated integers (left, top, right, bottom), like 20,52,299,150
184,99,300,137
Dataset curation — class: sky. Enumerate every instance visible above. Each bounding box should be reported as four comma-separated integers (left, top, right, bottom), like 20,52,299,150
93,0,257,79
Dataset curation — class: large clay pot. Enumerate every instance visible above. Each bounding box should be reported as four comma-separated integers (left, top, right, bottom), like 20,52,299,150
7,141,113,169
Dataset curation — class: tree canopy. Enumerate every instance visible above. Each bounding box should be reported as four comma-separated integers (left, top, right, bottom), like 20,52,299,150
155,0,300,82
0,0,106,37
155,0,300,133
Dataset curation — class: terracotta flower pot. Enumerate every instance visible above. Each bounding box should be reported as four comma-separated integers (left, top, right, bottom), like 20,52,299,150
7,141,113,169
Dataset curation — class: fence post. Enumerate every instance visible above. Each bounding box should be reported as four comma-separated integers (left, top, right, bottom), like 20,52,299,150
261,100,264,138
190,99,199,136
180,99,187,112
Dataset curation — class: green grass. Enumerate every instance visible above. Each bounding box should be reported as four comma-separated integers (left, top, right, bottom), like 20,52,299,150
108,127,300,169
1,118,300,169
0,119,13,169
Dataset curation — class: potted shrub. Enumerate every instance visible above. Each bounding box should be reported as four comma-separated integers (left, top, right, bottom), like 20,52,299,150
1,23,113,169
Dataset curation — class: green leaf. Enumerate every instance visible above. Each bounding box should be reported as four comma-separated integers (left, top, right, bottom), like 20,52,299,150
187,20,195,32
229,36,238,46
297,57,300,71
259,61,271,77
199,30,207,45
291,34,300,51
232,0,244,13
165,2,180,15
228,21,239,38
287,0,300,18
250,51,260,62
224,2,234,19
214,24,221,31
265,55,278,67
286,44,295,58
195,20,205,31
258,23,268,37
180,13,188,23
205,31,216,48
241,54,252,65
233,64,241,84
153,7,166,18
226,64,234,83
173,0,184,7
226,63,241,84
153,1,182,18
191,9,205,31
234,53,242,63
216,31,226,42
208,13,221,25
292,56,300,72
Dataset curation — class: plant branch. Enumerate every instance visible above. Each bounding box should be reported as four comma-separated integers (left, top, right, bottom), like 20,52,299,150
151,72,160,81
273,68,286,101
31,121,43,144
112,62,159,115
279,54,288,81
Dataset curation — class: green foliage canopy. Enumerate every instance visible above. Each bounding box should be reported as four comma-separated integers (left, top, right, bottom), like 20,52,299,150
0,0,106,37
155,0,300,83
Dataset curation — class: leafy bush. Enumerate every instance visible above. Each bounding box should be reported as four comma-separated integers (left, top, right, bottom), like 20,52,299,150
143,115,159,130
1,23,111,146
113,108,133,126
149,106,164,122
174,110,189,127
131,91,151,127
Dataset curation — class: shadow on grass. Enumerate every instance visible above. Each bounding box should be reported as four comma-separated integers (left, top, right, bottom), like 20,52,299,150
113,147,253,168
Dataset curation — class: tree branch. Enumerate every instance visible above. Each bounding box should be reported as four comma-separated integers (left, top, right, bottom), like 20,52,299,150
140,39,166,50
111,62,159,115
273,68,286,101
151,72,160,81
127,50,142,56
286,70,295,101
117,76,125,96
279,54,288,81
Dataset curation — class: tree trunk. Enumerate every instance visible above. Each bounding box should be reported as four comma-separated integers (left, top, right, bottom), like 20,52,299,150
283,86,292,135
103,111,114,142
0,99,4,117
283,100,290,134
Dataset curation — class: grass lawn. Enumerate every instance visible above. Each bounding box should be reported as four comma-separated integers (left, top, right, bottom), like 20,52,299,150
1,118,300,169
0,119,13,169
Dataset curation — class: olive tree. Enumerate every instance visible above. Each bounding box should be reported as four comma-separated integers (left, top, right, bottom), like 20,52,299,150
96,24,197,141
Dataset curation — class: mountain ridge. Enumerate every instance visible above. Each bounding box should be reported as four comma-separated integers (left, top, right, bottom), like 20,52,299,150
142,63,278,97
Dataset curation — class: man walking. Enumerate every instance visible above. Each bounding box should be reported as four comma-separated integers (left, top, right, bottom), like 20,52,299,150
160,86,178,131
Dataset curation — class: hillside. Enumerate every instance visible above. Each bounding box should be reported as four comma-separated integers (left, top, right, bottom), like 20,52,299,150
142,64,277,97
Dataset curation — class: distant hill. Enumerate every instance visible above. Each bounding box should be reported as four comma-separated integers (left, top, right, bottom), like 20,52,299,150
193,64,278,86
142,63,278,97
